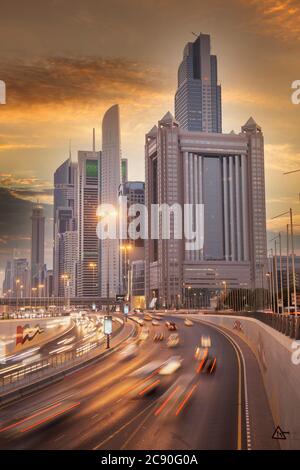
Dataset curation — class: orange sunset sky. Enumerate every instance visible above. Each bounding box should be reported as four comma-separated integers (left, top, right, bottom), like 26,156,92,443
0,0,299,284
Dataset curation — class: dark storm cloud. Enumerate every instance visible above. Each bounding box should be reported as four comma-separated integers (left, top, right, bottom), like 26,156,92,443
0,187,52,270
1,56,168,107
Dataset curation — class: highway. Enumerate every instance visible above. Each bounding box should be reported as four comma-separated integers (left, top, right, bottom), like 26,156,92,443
0,314,278,450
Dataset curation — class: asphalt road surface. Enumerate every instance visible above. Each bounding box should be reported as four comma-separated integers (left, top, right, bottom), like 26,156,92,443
0,314,277,450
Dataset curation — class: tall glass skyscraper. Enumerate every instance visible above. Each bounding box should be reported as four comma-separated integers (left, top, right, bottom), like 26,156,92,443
175,33,222,133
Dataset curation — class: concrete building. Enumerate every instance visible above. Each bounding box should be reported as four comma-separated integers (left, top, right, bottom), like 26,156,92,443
77,147,101,298
131,259,145,309
100,105,121,299
53,157,78,296
145,112,267,307
3,258,30,298
62,230,78,297
118,181,145,296
175,33,222,133
31,204,45,289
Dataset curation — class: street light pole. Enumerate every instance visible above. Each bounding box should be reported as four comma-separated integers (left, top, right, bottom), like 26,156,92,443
290,208,297,314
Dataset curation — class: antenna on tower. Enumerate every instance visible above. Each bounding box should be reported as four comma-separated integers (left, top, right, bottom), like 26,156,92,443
69,139,72,159
92,128,96,153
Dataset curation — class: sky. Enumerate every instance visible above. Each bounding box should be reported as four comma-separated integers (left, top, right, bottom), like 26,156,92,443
0,0,300,286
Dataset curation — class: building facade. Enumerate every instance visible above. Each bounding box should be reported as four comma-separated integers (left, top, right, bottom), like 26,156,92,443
53,157,78,296
77,149,101,298
145,112,267,307
31,204,45,289
100,104,121,298
175,33,222,133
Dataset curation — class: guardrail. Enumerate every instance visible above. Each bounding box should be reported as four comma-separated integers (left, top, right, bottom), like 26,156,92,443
0,319,126,394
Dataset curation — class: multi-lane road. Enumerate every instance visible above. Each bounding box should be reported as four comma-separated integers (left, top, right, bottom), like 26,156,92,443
0,314,278,450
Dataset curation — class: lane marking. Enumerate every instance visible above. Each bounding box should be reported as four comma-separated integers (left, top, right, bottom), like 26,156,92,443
93,400,156,450
194,319,252,450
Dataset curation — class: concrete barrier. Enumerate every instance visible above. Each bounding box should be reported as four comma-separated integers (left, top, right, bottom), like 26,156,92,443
192,314,300,450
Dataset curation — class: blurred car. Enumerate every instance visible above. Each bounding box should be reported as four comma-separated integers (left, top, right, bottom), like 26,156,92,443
139,327,150,341
167,333,180,348
159,356,182,375
144,314,153,321
184,318,194,327
194,346,216,374
201,335,212,348
165,321,177,331
152,319,159,326
119,343,138,360
153,331,164,342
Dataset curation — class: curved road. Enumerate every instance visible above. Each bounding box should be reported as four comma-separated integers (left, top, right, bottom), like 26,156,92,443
0,315,276,450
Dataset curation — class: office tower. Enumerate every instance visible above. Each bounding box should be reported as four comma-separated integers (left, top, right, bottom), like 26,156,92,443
12,258,30,298
118,181,145,294
46,269,53,298
175,33,222,133
31,204,45,289
2,261,13,296
121,158,128,183
53,157,78,296
62,231,78,297
145,112,267,307
100,104,121,298
131,260,145,309
77,142,101,298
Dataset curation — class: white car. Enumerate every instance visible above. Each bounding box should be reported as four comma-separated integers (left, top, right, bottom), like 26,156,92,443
184,318,194,326
152,319,159,326
201,335,212,348
159,356,182,375
167,333,180,348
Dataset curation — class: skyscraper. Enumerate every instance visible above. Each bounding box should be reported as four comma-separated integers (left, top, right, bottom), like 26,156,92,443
145,112,267,307
77,143,101,298
121,158,128,184
53,157,78,296
175,33,222,133
100,104,121,298
31,204,45,289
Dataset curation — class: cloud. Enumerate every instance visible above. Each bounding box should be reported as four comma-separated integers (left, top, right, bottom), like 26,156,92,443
0,173,53,204
244,0,300,41
0,187,53,272
265,144,300,173
1,56,171,110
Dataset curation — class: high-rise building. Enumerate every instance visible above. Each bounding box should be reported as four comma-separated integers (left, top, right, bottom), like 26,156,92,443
31,204,45,289
100,105,121,298
118,181,145,294
77,145,101,298
3,258,30,298
145,112,267,307
175,33,222,133
53,157,78,296
62,230,78,297
121,158,128,184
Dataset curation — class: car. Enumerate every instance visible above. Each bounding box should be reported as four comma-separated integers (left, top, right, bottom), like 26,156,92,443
119,343,138,359
144,314,153,321
139,327,150,341
184,318,194,326
165,321,177,331
167,333,180,348
201,335,212,348
152,319,159,326
153,331,164,342
159,356,182,375
194,346,216,374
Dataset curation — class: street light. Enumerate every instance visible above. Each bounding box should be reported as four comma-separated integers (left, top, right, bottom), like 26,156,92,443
15,279,20,312
31,287,37,309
